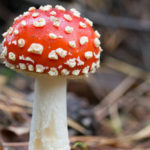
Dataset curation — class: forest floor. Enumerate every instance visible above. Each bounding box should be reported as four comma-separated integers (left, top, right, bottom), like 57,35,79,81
1,56,150,150
0,0,150,149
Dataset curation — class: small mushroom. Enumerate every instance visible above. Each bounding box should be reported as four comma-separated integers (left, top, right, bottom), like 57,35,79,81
0,5,102,150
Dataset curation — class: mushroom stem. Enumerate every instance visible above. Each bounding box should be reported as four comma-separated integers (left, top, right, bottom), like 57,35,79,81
29,77,70,150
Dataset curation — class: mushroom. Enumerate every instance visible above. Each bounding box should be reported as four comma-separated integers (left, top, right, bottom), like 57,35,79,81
0,5,102,150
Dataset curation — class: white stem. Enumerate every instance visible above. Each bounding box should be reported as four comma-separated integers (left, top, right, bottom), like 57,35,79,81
29,77,70,150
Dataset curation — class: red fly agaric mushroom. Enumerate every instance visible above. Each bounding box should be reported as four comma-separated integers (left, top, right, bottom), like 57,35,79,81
1,5,102,150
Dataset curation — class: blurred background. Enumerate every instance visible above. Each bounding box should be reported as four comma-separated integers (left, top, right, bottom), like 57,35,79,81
0,0,150,149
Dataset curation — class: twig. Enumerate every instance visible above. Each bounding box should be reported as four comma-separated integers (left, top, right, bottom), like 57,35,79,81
2,142,28,147
0,101,30,114
127,125,150,142
94,76,137,121
70,136,128,147
84,10,150,31
71,125,150,147
109,103,122,135
0,86,26,99
68,118,87,134
117,81,150,110
0,94,32,108
104,56,150,82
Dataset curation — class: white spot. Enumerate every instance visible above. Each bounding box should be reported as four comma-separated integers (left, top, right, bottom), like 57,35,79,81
61,69,70,76
65,26,73,34
25,57,34,63
72,70,80,76
19,55,34,63
50,16,60,27
50,16,58,22
70,8,80,17
90,63,97,73
55,5,66,12
14,15,23,21
32,12,39,18
49,33,57,39
84,18,93,27
14,16,20,21
21,20,27,27
85,51,93,59
18,39,25,48
77,57,84,66
8,52,16,61
53,20,60,27
48,68,58,76
48,50,58,60
69,41,76,48
40,5,52,11
79,22,87,28
58,65,62,69
36,64,45,73
5,62,15,69
2,32,8,38
28,43,43,54
95,30,101,38
8,27,13,34
12,40,17,45
23,11,30,16
19,63,26,70
65,58,76,68
80,36,88,45
64,14,72,21
50,11,56,15
82,66,90,74
94,38,101,47
94,52,100,59
28,64,34,71
28,7,36,12
33,18,46,27
56,48,67,58
14,29,19,35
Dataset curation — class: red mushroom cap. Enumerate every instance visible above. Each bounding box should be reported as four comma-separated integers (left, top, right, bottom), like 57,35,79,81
1,5,102,76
